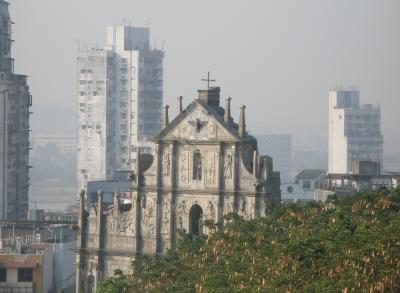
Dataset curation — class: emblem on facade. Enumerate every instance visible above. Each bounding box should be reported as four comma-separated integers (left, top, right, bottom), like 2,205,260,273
188,118,208,133
224,154,233,179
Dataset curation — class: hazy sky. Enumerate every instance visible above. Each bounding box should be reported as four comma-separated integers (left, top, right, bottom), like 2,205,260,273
9,0,400,150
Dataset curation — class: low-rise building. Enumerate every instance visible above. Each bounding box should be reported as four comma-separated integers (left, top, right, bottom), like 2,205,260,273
281,169,326,202
0,220,77,292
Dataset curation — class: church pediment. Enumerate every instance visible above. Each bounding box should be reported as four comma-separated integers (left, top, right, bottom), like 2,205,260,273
154,101,240,142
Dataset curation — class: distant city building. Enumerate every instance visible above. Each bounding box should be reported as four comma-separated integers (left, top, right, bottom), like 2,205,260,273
0,221,76,292
328,89,383,174
31,133,76,154
257,134,292,182
0,0,32,220
281,169,326,202
316,161,400,201
76,26,164,194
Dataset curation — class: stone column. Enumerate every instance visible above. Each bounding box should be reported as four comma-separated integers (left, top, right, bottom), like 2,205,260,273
76,190,86,293
233,143,240,211
217,142,224,228
155,143,163,254
95,190,104,286
169,141,177,250
177,96,183,115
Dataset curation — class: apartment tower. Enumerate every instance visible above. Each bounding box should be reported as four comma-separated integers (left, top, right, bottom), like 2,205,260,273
77,26,163,193
0,0,32,219
328,89,383,174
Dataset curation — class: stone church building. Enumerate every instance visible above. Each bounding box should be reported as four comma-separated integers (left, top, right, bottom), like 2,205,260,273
75,87,281,292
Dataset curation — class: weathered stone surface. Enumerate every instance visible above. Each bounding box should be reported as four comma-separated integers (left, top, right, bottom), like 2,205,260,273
75,87,281,292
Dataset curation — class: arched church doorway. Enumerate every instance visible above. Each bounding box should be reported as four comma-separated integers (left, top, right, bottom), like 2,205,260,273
189,204,203,235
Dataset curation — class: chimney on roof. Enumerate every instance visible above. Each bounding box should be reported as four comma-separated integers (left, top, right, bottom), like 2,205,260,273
197,87,220,108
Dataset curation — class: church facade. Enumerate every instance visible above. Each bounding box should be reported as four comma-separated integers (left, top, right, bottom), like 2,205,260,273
75,87,281,292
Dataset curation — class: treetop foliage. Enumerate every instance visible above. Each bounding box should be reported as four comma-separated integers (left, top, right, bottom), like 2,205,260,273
98,188,400,292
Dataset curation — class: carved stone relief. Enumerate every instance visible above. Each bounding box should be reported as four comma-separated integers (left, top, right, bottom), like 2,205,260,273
207,153,216,185
179,152,188,182
208,123,217,138
106,203,135,235
161,199,170,235
177,199,187,215
224,200,234,214
142,199,156,236
178,215,183,229
224,154,233,179
207,200,216,219
162,152,171,176
239,196,247,216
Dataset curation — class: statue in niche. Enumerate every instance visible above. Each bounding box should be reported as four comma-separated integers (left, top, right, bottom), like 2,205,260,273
224,154,233,179
162,153,171,176
193,150,202,181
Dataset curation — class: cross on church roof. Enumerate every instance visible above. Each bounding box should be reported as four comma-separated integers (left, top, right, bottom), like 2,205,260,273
201,71,216,89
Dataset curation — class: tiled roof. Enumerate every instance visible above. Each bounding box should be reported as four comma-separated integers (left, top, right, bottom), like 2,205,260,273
296,169,326,180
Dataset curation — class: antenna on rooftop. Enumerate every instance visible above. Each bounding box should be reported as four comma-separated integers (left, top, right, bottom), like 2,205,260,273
161,40,166,52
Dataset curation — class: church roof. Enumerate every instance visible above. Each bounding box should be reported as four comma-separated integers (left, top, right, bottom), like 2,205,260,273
153,97,251,142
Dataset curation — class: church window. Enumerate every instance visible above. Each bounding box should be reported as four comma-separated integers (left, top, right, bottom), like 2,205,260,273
193,150,202,181
189,204,203,236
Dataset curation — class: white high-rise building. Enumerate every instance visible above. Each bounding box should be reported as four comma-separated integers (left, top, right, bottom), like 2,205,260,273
77,26,163,193
0,0,32,219
328,89,383,174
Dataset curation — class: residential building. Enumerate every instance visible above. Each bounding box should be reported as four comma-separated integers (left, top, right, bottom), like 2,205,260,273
257,134,292,182
0,0,32,220
328,89,383,174
31,132,76,154
0,221,77,292
75,86,281,292
76,26,164,194
281,169,326,202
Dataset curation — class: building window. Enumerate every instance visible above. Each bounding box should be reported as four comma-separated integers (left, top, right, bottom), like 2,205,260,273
287,186,293,194
18,268,33,282
302,180,311,189
0,268,7,282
